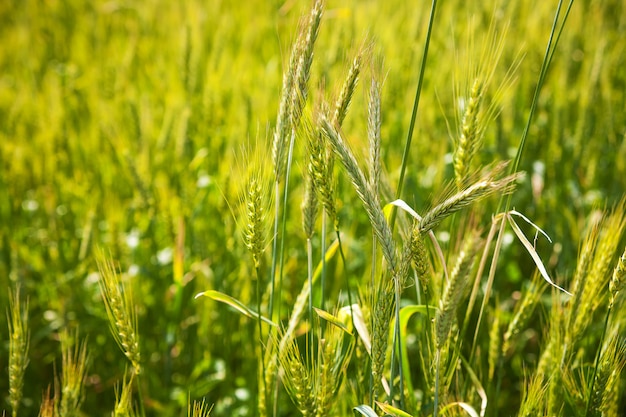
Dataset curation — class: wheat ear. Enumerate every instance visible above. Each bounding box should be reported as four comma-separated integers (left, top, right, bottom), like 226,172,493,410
453,78,484,190
435,231,481,348
588,333,626,417
332,50,362,127
370,276,395,398
367,72,382,196
8,286,30,417
502,276,546,354
243,174,268,269
420,163,521,233
97,256,141,374
188,399,213,417
272,0,323,180
113,372,137,417
279,336,316,416
304,117,337,227
568,203,625,348
319,115,397,273
38,386,56,417
59,331,89,417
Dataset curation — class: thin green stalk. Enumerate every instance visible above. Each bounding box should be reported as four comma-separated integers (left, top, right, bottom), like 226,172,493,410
278,132,296,321
387,3,438,401
306,237,314,366
469,215,506,368
270,181,280,321
434,348,441,417
321,211,328,311
389,0,438,230
272,131,296,417
499,0,574,214
369,239,377,407
334,230,355,315
389,275,406,409
255,264,267,415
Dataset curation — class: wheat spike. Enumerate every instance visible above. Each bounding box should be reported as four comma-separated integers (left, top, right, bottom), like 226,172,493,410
59,331,89,417
302,171,319,239
419,163,521,233
8,286,30,417
319,115,397,273
503,276,546,354
304,117,337,227
436,232,481,349
371,278,394,397
243,173,269,268
568,204,626,347
279,336,316,416
410,225,430,292
368,74,382,196
454,78,485,190
188,399,213,417
272,0,323,180
332,51,362,127
488,307,502,382
97,256,141,374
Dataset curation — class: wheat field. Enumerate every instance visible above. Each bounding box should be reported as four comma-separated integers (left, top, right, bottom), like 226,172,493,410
1,0,625,416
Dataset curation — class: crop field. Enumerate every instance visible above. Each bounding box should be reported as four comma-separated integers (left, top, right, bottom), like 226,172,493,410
1,0,625,416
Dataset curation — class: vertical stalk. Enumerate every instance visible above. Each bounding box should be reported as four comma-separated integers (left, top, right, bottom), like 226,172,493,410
389,0,438,230
321,212,328,311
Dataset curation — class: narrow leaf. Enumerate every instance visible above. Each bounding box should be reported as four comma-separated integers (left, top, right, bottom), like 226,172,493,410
313,307,352,334
195,290,278,327
457,350,487,416
353,405,379,417
342,304,371,353
376,401,415,417
388,199,422,221
439,402,480,417
510,209,552,242
507,214,572,295
397,304,438,396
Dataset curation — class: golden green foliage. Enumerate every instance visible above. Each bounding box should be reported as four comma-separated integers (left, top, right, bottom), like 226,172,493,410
1,0,625,416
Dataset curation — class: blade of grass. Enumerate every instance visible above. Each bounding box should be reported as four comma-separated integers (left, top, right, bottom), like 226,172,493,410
195,290,278,327
390,0,439,230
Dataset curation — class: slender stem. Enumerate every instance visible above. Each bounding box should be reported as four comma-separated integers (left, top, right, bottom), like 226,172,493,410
277,132,296,321
499,0,574,214
136,374,145,417
434,348,441,417
306,237,314,367
389,0,438,231
369,238,377,407
321,212,327,311
461,218,500,341
269,181,280,320
272,131,296,417
255,264,267,414
469,215,506,367
334,230,355,319
389,275,405,408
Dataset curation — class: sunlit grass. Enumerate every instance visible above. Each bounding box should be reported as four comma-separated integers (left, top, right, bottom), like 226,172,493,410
1,0,625,415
